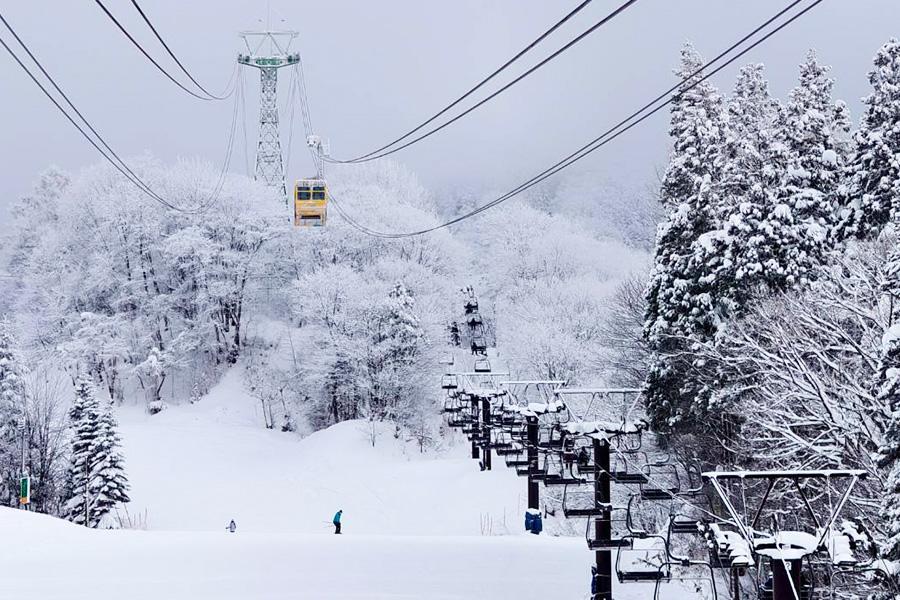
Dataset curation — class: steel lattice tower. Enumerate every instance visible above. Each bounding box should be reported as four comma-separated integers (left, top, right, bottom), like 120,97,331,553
238,30,299,201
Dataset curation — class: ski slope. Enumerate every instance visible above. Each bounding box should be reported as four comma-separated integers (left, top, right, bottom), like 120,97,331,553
0,508,608,599
1,368,702,599
116,368,528,535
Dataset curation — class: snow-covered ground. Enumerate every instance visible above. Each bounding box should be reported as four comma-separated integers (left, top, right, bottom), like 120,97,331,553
117,368,527,535
0,369,697,599
0,508,600,599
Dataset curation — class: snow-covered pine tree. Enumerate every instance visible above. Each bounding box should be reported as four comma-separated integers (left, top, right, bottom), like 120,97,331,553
698,63,784,312
64,376,129,527
644,44,726,429
771,51,851,283
383,282,424,368
0,320,27,506
91,400,130,520
657,43,724,212
838,39,900,240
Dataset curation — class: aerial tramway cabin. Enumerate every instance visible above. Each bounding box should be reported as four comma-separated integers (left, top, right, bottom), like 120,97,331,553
294,178,328,226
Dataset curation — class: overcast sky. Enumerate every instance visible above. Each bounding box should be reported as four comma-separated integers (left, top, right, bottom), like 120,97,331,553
2,0,899,215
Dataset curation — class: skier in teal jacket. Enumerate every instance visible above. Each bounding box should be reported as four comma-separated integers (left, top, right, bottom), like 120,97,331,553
333,510,342,534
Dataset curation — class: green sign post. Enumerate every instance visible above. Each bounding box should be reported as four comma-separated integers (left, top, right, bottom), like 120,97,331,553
19,475,30,506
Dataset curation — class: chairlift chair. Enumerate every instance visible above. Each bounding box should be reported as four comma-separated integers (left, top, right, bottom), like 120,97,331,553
586,506,634,550
615,535,672,583
609,453,650,485
562,483,605,517
701,524,752,570
612,427,645,453
474,358,491,373
669,516,702,536
653,562,719,600
495,442,524,456
488,430,515,451
537,425,566,450
831,567,891,598
640,461,681,500
756,561,815,600
447,411,472,428
517,457,546,478
505,450,530,468
471,336,488,355
441,375,458,390
466,313,484,328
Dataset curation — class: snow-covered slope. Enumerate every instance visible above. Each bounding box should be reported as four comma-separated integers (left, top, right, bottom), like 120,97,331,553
118,367,527,536
0,507,597,599
2,368,709,599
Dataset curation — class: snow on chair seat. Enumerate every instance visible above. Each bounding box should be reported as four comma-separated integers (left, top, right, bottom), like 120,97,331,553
705,524,752,568
821,530,857,567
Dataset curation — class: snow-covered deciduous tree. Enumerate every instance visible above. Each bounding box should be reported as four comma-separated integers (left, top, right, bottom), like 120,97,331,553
360,282,427,425
696,238,894,525
22,369,68,515
875,246,900,558
9,158,283,409
0,319,27,506
839,39,900,240
64,376,130,527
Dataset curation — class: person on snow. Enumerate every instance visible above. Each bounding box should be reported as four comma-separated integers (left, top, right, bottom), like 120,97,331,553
333,509,343,534
227,519,237,533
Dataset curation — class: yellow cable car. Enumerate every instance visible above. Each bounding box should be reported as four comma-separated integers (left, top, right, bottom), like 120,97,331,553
293,178,327,227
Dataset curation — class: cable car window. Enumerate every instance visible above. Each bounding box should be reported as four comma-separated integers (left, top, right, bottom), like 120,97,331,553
312,191,326,200
298,191,311,200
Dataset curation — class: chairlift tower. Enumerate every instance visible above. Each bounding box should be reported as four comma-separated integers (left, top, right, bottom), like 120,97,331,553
238,30,299,201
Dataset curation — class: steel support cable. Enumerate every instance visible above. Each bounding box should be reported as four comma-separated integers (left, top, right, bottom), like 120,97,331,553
297,55,314,139
239,67,252,176
0,35,182,210
293,64,325,178
283,65,299,177
328,0,594,163
327,0,818,238
0,16,182,211
325,0,638,164
94,0,216,101
128,0,235,100
1,12,242,214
